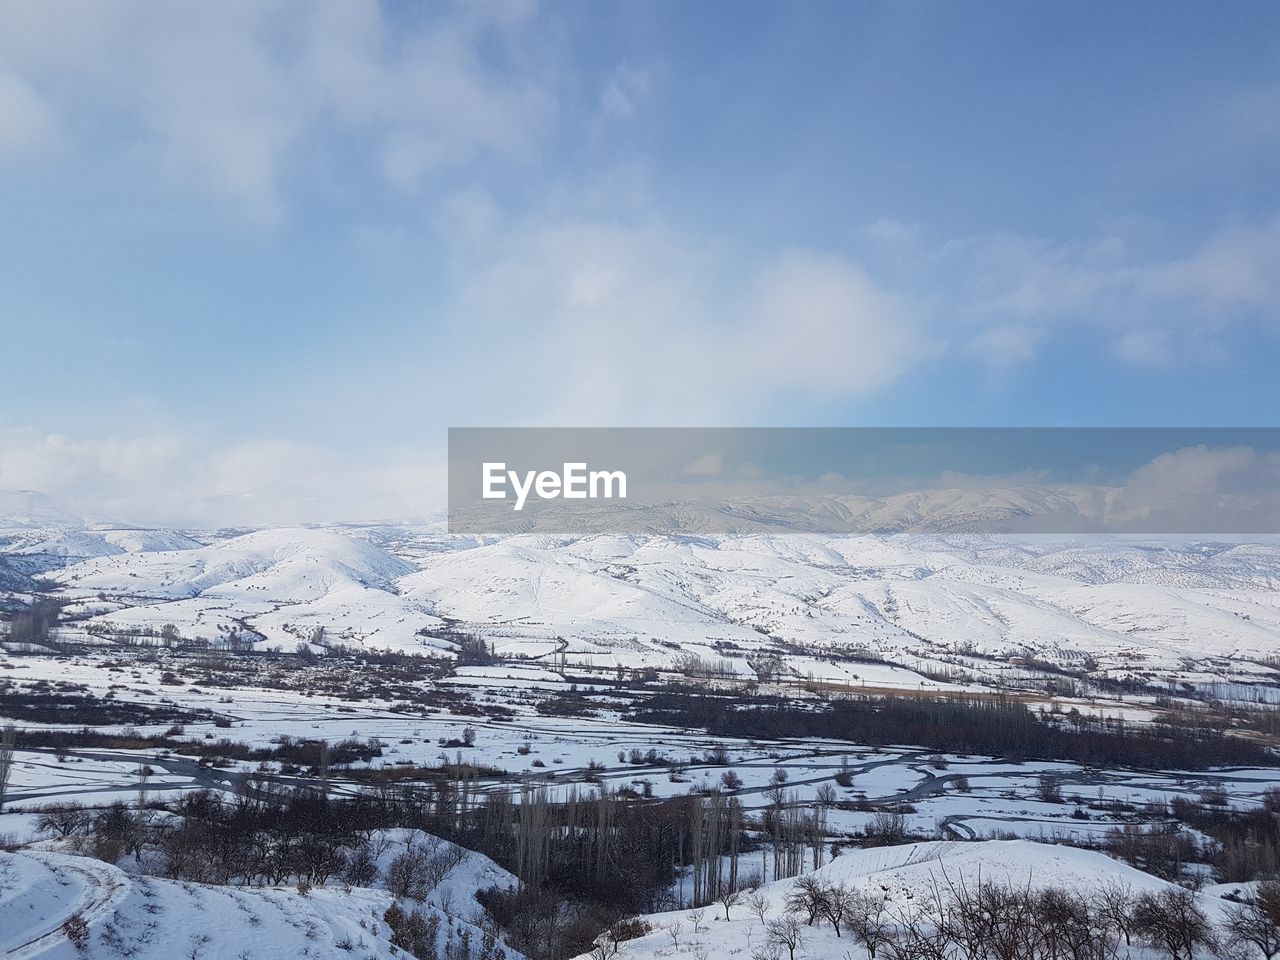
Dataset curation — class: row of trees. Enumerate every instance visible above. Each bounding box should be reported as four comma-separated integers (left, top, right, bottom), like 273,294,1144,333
0,724,14,811
41,768,769,960
4,598,60,646
632,688,1273,769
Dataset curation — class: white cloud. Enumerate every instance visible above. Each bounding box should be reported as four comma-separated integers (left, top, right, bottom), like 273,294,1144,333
0,426,444,526
0,71,53,154
600,64,650,120
435,223,935,425
873,215,1280,367
1109,445,1280,532
746,251,937,397
0,0,554,218
1112,328,1174,366
966,324,1041,366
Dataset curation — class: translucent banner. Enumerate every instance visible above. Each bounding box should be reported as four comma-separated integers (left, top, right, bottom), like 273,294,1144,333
448,427,1280,535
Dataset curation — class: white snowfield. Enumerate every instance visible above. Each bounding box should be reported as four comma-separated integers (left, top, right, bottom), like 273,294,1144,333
0,849,401,959
0,845,518,960
570,840,1239,960
11,522,1280,688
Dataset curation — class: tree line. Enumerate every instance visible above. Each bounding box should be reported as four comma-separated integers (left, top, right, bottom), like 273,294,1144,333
631,688,1273,769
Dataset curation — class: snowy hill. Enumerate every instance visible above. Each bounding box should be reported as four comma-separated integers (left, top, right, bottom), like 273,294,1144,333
48,528,445,652
2,527,203,561
0,848,516,960
3,517,1277,686
570,840,1231,960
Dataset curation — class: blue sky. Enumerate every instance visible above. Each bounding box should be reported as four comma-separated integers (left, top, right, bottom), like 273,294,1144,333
0,1,1277,522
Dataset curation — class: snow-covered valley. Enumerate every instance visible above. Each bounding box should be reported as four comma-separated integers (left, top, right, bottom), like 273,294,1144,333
4,517,1280,959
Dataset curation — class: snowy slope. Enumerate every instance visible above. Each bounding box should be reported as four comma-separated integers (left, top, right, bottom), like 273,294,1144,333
3,527,204,561
6,521,1278,683
571,840,1228,960
48,528,446,652
401,533,1280,678
0,491,92,530
0,850,424,960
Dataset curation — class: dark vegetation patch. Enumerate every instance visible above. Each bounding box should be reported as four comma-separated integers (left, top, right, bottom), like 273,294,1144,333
0,688,212,726
630,687,1275,770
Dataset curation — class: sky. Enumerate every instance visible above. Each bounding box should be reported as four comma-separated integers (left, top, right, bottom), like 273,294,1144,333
0,1,1278,525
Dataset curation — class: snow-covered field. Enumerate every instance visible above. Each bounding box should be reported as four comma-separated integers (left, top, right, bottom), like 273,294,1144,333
4,643,1280,851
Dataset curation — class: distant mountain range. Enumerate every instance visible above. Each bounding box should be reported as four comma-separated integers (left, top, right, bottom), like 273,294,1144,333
4,491,1279,692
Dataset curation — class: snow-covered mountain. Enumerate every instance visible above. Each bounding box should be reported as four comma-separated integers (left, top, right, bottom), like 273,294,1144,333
4,515,1276,688
40,527,446,652
2,527,204,560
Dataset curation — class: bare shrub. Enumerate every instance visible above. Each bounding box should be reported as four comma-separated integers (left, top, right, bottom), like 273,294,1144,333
63,912,90,951
1132,887,1215,960
864,812,909,847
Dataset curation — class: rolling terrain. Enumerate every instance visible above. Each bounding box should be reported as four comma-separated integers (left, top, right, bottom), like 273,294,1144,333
3,515,1277,694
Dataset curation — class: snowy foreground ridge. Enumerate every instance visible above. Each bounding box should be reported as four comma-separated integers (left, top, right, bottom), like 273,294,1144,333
0,850,404,959
0,843,519,960
567,840,1246,960
0,842,1248,960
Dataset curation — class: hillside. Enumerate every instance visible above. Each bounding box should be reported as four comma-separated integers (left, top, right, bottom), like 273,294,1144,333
571,840,1238,960
0,850,405,960
1,523,1271,689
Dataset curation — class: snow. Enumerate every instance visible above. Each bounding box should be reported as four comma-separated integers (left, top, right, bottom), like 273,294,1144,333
570,840,1224,960
7,524,1276,689
0,847,520,960
7,521,1278,960
1,850,382,959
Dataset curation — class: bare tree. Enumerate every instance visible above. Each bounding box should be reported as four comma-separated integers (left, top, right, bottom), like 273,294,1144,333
766,915,805,960
36,802,87,839
386,849,430,900
818,882,851,937
1226,879,1280,960
663,918,684,948
718,884,743,921
864,812,908,847
136,763,154,807
847,889,893,959
746,889,771,926
0,725,15,811
1133,888,1215,960
343,844,379,887
1035,774,1064,804
1093,880,1137,947
786,875,829,926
